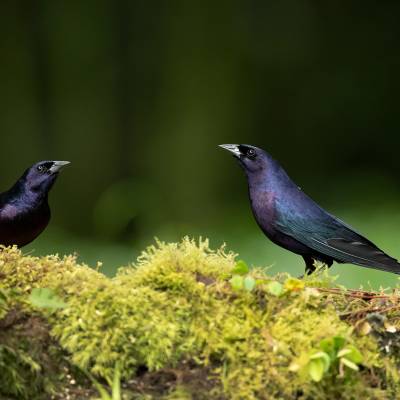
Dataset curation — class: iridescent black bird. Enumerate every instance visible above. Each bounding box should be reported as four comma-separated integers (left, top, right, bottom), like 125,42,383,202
0,161,70,247
220,144,400,275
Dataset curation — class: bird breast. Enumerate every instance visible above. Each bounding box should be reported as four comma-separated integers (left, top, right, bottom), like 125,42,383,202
0,202,50,247
249,190,277,236
0,204,20,219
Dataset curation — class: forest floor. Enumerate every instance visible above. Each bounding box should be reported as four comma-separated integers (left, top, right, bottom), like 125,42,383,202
1,239,400,399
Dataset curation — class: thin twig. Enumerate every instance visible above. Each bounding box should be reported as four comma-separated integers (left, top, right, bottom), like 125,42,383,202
339,304,400,318
316,287,397,300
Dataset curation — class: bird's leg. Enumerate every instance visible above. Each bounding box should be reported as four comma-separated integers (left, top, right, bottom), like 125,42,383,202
303,256,316,276
297,256,315,279
301,256,333,278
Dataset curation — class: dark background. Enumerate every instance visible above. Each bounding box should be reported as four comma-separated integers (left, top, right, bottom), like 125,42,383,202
1,1,400,287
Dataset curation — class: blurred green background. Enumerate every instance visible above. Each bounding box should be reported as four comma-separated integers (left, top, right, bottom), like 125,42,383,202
1,1,400,288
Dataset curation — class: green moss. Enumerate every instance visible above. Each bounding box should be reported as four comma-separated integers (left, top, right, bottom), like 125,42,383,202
0,292,71,399
0,240,400,399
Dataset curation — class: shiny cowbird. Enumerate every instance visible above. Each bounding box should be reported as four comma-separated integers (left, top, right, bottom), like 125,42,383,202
0,161,70,247
220,144,400,275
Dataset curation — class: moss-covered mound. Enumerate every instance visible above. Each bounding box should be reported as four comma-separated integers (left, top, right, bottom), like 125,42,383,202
1,239,400,399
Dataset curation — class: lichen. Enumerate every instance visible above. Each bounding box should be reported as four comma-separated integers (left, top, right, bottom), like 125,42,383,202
0,240,400,399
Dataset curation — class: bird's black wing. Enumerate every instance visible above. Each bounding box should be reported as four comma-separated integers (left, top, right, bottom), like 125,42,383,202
274,201,400,274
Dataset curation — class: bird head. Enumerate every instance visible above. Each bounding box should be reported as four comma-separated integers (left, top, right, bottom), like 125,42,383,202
23,161,71,193
219,144,268,174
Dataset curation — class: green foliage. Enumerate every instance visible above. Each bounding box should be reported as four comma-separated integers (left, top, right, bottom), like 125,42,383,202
231,259,250,275
0,287,41,398
0,293,66,399
0,246,102,399
306,337,363,382
88,362,121,400
0,288,9,320
266,280,284,296
29,288,67,311
0,241,400,399
230,260,257,292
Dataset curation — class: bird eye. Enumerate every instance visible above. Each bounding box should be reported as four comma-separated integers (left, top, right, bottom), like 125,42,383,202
37,165,47,173
246,148,256,158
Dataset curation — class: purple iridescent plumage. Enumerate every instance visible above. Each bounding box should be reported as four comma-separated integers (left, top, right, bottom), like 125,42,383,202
220,144,400,275
0,161,70,247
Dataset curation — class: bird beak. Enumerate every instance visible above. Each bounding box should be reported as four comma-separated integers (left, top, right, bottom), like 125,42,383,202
50,161,71,174
219,144,241,158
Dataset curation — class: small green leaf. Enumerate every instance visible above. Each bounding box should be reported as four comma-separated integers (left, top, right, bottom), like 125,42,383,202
337,348,352,358
243,276,256,292
348,346,363,364
340,345,363,364
320,336,346,357
310,351,331,372
232,260,249,275
308,358,325,382
230,275,244,291
29,288,67,310
266,281,284,297
332,336,346,352
319,338,331,354
341,357,359,371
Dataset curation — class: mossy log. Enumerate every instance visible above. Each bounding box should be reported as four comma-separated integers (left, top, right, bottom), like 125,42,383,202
0,239,400,399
